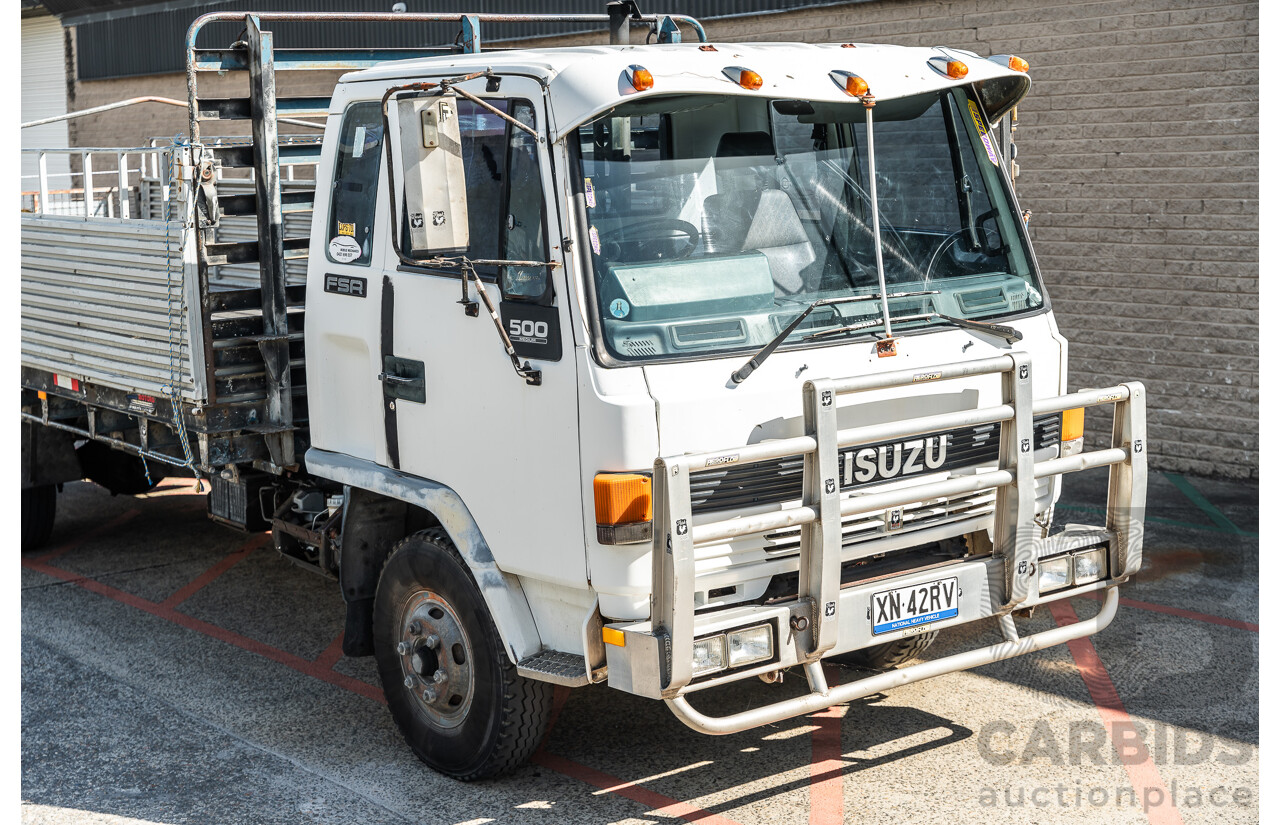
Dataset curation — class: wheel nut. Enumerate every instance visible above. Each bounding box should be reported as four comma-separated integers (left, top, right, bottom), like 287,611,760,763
403,675,414,688
433,669,447,684
423,687,437,702
396,641,410,655
408,621,422,635
425,634,440,649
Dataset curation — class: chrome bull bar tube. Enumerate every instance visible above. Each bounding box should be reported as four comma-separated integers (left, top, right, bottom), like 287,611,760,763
667,588,1121,735
649,352,1146,698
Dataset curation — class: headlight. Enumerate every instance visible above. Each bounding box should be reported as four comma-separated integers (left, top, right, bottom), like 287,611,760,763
727,624,773,668
1038,557,1071,593
1073,548,1106,585
691,635,727,677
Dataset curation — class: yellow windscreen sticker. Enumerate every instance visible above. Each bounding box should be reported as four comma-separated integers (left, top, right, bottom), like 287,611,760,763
338,222,355,236
967,100,1001,166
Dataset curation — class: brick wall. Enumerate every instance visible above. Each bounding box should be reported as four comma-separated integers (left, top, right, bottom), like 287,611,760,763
65,0,1258,477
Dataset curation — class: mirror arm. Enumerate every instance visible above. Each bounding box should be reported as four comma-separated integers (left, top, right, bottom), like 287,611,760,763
461,262,543,386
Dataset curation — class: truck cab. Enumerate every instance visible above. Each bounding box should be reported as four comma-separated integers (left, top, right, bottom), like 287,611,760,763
301,33,1144,757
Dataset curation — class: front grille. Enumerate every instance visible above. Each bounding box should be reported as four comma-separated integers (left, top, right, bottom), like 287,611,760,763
690,413,1060,515
761,486,999,554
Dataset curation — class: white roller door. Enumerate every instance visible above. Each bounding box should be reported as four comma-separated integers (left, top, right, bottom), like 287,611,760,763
21,15,72,193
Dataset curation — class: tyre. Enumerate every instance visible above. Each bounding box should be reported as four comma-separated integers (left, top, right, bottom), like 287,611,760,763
373,529,552,780
21,485,57,552
831,630,938,670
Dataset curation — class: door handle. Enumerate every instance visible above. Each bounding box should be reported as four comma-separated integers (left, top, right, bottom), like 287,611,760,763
380,356,426,403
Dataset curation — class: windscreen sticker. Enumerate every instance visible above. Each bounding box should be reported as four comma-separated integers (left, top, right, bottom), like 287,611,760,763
609,298,630,318
589,226,601,255
585,178,597,208
337,221,355,236
328,235,362,263
968,100,1000,166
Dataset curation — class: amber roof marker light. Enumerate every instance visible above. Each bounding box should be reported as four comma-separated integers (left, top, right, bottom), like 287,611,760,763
625,64,654,91
829,69,871,100
722,66,764,89
987,54,1031,74
927,55,968,79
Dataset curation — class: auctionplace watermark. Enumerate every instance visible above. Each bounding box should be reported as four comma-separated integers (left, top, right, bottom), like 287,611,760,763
978,781,1253,813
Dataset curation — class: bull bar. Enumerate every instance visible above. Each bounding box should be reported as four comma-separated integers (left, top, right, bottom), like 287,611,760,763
606,354,1147,734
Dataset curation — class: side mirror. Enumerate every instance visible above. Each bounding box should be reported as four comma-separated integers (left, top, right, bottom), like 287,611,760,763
398,94,469,255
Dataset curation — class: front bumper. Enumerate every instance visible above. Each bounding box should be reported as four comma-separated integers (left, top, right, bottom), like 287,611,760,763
604,354,1147,733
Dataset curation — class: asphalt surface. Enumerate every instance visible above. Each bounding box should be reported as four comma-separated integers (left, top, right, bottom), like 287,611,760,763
21,470,1258,824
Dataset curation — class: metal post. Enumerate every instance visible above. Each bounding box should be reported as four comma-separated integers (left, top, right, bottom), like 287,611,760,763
607,1,630,45
1107,383,1147,578
651,458,695,693
117,152,130,219
799,379,841,657
37,152,48,214
246,14,296,468
994,352,1036,607
81,152,93,216
864,106,891,337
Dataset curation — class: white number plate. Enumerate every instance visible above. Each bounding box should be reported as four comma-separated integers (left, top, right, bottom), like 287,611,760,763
871,576,959,635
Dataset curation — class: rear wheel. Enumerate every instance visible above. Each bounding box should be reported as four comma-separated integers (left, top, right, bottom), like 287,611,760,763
832,631,938,670
373,529,552,780
21,485,57,552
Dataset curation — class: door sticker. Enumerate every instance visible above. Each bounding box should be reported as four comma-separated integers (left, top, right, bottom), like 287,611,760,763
328,236,361,263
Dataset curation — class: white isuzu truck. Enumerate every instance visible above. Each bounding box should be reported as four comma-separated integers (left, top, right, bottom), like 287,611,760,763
20,7,1147,780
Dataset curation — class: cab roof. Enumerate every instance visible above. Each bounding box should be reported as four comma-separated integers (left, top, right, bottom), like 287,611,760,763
341,41,1031,139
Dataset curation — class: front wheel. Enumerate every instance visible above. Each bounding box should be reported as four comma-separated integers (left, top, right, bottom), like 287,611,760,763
373,529,552,780
830,630,939,670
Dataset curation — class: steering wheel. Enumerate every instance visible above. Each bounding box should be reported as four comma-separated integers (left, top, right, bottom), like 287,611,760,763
597,218,700,261
923,209,1004,283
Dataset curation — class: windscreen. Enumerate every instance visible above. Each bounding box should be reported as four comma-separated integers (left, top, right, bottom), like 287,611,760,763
576,88,1044,362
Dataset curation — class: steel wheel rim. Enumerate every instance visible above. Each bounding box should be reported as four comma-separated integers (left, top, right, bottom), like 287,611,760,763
397,589,476,729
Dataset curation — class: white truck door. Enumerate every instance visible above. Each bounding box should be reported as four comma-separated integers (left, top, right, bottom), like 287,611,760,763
379,81,586,588
305,101,390,465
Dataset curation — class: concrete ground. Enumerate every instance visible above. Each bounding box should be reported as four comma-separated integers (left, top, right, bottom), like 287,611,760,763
22,470,1257,825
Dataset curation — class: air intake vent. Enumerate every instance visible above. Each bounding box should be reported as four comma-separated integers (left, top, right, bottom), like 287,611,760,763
957,287,1006,312
621,338,659,357
771,307,838,334
672,319,747,347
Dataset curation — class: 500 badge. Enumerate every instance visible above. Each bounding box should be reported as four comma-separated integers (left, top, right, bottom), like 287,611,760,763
499,302,562,362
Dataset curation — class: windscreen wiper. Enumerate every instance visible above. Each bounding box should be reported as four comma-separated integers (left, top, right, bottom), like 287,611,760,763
806,311,1022,344
729,291,939,385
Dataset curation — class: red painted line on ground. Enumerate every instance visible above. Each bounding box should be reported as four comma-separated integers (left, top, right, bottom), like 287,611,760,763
531,751,743,825
160,533,269,609
32,509,141,564
22,556,385,704
1078,591,1257,632
30,551,744,825
809,665,845,825
1050,600,1186,825
314,632,346,670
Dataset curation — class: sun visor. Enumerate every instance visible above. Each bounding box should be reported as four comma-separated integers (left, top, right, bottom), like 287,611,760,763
973,73,1031,121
